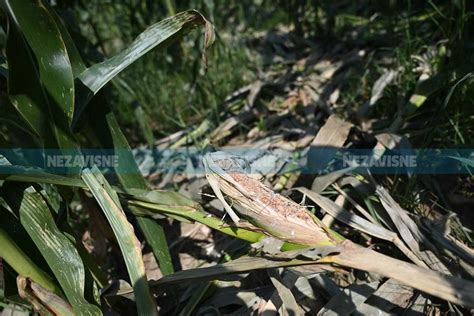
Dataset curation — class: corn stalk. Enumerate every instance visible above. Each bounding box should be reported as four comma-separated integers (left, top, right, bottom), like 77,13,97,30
202,151,474,307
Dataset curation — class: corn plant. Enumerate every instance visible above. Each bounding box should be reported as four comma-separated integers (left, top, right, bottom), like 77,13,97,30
1,1,474,315
0,0,213,314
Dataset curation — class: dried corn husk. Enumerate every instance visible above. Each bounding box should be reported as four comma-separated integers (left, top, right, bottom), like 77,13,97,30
204,151,339,246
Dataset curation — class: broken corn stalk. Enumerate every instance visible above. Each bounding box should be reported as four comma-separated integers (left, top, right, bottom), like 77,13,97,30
203,151,474,307
203,151,340,246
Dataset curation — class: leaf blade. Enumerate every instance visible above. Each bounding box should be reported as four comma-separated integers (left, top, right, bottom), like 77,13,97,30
5,184,101,315
0,227,59,296
4,0,75,125
136,217,174,276
82,167,157,316
73,10,214,128
103,112,174,277
4,19,47,137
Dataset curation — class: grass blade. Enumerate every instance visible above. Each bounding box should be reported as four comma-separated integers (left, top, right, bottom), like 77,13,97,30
134,104,156,149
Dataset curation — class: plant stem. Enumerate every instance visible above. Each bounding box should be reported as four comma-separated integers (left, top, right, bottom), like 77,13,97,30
0,229,62,297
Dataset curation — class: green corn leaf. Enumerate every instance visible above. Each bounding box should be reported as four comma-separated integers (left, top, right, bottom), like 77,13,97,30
128,199,269,245
125,188,203,212
73,9,214,129
4,0,75,125
3,0,79,159
104,112,150,190
0,201,53,280
82,167,157,316
0,165,85,187
4,20,47,138
104,112,174,276
4,184,102,315
0,227,60,296
0,104,42,141
45,1,87,77
136,217,174,276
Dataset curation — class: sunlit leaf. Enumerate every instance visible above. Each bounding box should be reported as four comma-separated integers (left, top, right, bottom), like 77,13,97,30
0,165,84,187
4,0,75,128
136,217,174,276
104,112,174,275
3,0,79,159
4,20,47,138
0,226,59,296
46,2,87,77
73,10,214,129
4,184,101,315
82,167,157,316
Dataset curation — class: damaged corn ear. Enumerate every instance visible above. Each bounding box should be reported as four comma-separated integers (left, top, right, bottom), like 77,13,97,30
203,152,338,246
